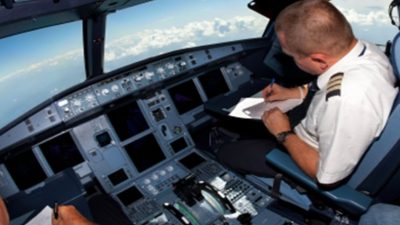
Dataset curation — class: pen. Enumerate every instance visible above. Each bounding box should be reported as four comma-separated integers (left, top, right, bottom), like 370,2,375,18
53,202,59,220
266,78,275,97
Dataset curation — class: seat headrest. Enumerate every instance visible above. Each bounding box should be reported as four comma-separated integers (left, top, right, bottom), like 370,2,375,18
390,32,400,81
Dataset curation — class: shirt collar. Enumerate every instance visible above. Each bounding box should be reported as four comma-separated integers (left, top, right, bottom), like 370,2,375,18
316,40,365,89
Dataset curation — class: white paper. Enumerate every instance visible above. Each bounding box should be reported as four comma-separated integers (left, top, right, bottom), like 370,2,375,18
25,205,52,225
229,97,303,120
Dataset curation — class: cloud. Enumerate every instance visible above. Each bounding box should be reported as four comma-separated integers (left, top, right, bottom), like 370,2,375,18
0,49,83,83
333,0,388,12
338,6,391,26
104,16,266,64
1,15,265,85
184,42,197,48
1,15,265,83
334,2,398,44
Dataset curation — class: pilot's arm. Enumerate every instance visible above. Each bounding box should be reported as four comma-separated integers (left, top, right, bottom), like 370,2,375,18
0,196,9,225
262,108,319,179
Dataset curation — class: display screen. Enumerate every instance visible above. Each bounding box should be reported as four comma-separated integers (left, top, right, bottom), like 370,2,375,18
117,185,144,206
95,131,112,147
40,132,85,174
107,101,149,141
168,80,203,114
198,69,230,99
179,152,206,170
108,169,129,186
170,137,188,153
5,150,47,190
263,35,313,85
124,134,166,172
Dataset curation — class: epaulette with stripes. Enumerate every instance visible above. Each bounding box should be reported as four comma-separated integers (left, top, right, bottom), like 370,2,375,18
326,72,344,101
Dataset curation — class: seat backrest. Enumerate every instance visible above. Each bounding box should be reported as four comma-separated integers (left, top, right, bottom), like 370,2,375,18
345,34,400,194
347,94,400,190
390,32,400,81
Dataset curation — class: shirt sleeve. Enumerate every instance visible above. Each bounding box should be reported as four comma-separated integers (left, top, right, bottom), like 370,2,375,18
316,93,380,184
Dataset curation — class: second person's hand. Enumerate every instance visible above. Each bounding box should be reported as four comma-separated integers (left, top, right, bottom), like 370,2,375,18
52,205,96,225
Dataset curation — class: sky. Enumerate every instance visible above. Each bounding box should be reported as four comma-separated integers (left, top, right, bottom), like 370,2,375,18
103,0,268,71
0,0,398,129
332,0,398,45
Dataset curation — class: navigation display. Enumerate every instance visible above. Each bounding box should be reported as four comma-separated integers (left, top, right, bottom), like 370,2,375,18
95,131,112,147
170,137,188,153
107,101,149,141
108,169,129,186
168,80,203,115
5,150,47,190
124,134,166,172
40,132,84,174
117,185,144,206
263,36,313,84
179,152,206,170
198,69,230,99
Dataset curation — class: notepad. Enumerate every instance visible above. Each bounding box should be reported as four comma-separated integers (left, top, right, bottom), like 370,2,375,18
229,97,303,120
25,205,52,225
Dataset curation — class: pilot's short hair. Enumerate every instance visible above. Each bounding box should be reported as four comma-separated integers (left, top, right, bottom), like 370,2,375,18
275,0,354,57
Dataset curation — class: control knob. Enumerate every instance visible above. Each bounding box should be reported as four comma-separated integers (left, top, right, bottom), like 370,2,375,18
111,84,119,92
166,63,175,70
101,88,110,96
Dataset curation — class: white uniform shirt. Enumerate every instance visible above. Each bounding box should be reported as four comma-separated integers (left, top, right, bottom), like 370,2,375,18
294,40,398,184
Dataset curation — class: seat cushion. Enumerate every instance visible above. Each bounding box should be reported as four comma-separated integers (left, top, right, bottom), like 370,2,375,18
265,148,373,215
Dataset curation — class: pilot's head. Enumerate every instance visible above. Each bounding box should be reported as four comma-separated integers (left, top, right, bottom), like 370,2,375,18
274,0,355,75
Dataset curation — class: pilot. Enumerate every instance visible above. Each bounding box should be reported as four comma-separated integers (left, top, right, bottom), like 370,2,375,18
217,0,398,185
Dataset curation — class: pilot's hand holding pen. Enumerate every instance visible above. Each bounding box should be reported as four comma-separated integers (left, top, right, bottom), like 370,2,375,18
262,80,307,102
52,205,97,225
262,78,288,102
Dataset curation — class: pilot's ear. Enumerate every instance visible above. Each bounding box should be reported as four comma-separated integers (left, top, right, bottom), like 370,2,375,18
310,53,329,71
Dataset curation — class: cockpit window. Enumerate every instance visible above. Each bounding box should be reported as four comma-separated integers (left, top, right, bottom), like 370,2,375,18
104,0,268,72
0,22,85,129
332,0,398,46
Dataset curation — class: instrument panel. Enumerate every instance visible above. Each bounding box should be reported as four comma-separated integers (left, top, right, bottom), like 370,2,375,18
0,42,253,151
0,39,302,225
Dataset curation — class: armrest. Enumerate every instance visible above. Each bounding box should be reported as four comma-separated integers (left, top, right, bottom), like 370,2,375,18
265,148,373,216
6,168,91,220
